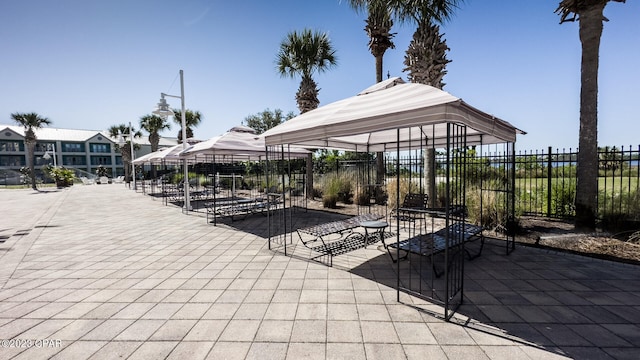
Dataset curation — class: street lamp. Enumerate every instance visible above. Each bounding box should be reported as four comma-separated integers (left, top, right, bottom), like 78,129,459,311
153,69,190,212
42,143,56,167
118,122,136,191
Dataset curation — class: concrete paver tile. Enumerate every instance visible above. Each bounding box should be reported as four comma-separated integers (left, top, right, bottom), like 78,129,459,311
111,302,155,319
162,289,198,303
201,302,241,319
394,321,437,345
205,341,252,360
327,320,363,343
328,290,356,304
17,319,73,339
135,289,172,302
327,303,359,321
360,321,400,343
190,289,224,303
1,302,48,318
216,289,249,303
183,319,229,341
403,344,448,360
264,303,298,320
0,318,43,339
255,320,294,342
52,302,101,319
171,303,211,319
363,343,406,360
244,289,275,303
326,343,367,360
81,302,128,319
81,319,135,340
295,303,327,320
218,319,261,342
427,323,476,345
286,342,325,360
127,341,178,360
233,302,269,320
141,302,183,319
440,345,490,360
567,324,632,347
149,319,197,340
166,341,214,360
50,340,106,360
22,302,73,319
357,304,391,321
51,319,103,340
532,323,593,347
113,319,165,341
245,342,288,360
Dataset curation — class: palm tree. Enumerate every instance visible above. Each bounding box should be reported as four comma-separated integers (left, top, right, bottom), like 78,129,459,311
403,20,450,88
347,0,396,82
11,112,51,190
556,0,625,229
140,114,171,152
399,1,462,207
140,114,171,179
276,28,338,199
347,0,461,201
171,109,202,143
108,124,142,183
276,28,338,114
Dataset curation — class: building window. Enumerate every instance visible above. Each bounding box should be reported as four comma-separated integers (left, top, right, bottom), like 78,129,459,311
0,155,25,166
35,142,55,153
62,156,87,166
62,143,85,152
90,156,112,165
89,143,111,153
0,141,23,152
115,156,123,165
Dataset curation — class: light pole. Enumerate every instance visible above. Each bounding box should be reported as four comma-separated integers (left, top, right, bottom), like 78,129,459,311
118,122,136,190
153,69,190,212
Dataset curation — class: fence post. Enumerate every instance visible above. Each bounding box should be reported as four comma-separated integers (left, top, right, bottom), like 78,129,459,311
547,146,552,217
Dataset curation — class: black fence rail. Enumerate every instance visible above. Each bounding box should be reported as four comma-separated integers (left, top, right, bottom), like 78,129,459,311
327,145,640,226
513,145,640,223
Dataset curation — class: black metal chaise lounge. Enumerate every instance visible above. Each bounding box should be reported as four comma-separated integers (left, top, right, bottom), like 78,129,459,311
297,213,385,266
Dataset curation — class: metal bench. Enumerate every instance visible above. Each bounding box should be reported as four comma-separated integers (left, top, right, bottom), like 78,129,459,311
297,213,385,266
386,223,484,277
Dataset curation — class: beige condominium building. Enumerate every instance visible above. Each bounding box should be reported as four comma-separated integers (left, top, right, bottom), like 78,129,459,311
0,124,177,183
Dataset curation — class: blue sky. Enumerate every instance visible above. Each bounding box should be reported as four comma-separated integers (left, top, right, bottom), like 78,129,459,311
1,0,638,151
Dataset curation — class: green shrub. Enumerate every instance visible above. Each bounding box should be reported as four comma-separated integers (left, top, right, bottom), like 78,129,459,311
551,180,576,217
322,193,338,208
320,173,353,205
385,177,419,210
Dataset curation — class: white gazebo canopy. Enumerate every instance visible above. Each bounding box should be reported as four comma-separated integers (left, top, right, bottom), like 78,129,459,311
181,125,310,161
132,144,190,165
263,77,524,151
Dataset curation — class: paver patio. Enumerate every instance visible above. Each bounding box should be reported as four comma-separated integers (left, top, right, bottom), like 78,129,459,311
0,185,638,359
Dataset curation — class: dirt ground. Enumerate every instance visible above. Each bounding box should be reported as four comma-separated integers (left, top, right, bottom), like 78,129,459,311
517,216,640,264
305,198,640,264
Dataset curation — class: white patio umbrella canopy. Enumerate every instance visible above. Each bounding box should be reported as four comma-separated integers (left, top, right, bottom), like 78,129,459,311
263,77,524,150
132,144,190,165
181,125,310,161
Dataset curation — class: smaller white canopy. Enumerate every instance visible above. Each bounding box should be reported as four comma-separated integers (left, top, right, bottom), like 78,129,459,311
263,77,525,151
180,125,310,161
133,144,191,165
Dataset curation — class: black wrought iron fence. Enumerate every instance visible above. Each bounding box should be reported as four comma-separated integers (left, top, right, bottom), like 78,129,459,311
330,145,640,224
511,146,640,221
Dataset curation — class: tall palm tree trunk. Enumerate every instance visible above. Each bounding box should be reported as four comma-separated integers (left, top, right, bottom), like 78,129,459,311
26,141,37,190
375,55,384,83
574,4,604,229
